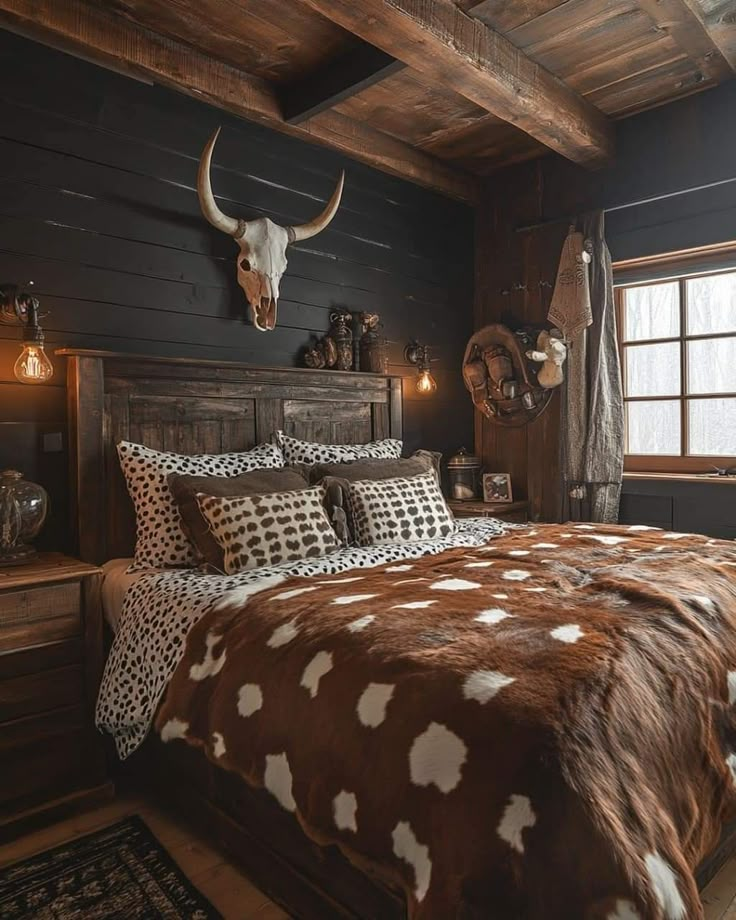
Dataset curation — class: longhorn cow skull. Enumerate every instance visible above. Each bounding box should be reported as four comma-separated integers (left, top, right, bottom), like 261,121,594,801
197,128,345,331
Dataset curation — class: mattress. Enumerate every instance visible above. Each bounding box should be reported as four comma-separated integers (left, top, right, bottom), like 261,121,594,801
101,558,156,632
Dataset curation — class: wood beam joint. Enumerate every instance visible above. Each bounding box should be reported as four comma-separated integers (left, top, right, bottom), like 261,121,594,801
280,43,405,124
298,0,615,168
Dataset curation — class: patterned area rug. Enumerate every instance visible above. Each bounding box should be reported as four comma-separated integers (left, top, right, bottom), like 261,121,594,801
0,815,221,919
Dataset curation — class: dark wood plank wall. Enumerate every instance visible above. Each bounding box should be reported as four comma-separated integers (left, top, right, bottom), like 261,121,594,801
619,479,736,541
475,79,736,528
0,32,474,553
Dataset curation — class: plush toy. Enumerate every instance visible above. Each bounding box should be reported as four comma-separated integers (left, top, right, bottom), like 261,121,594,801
526,329,567,389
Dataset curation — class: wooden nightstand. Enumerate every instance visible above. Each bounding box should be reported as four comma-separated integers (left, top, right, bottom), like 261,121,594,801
448,499,529,524
0,554,112,840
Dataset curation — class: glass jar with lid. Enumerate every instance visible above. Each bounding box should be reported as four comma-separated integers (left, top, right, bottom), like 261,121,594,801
0,469,48,565
447,448,482,501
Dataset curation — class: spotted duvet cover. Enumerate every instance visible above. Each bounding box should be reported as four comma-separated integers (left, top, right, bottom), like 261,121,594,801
156,522,736,919
97,518,510,758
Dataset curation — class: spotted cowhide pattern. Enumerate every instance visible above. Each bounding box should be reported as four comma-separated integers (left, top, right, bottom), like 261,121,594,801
156,523,736,919
196,487,340,574
348,471,455,546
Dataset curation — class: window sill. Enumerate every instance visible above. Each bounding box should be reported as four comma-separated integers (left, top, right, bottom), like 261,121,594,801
623,472,736,484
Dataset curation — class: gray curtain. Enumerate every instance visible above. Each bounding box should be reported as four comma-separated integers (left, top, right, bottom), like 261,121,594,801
561,210,624,523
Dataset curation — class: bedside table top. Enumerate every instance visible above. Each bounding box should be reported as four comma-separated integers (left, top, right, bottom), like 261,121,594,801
448,499,529,514
0,553,102,590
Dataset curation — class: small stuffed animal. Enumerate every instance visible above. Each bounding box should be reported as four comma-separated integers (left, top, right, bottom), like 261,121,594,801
526,329,567,389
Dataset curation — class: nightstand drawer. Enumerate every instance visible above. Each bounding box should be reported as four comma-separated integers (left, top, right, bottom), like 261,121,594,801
0,707,102,820
0,638,82,681
0,664,84,722
0,583,81,652
0,556,110,837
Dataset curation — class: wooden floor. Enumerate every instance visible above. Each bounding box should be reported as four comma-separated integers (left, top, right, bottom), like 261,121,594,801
3,792,736,919
0,794,289,919
705,854,736,920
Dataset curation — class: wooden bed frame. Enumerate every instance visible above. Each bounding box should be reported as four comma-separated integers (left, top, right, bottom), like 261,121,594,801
62,349,734,918
62,348,406,918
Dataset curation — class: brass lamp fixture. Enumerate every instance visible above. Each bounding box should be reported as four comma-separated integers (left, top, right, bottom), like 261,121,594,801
404,340,437,395
0,284,53,384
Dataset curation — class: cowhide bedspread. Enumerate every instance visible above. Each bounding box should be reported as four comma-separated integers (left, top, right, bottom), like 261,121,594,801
156,523,736,919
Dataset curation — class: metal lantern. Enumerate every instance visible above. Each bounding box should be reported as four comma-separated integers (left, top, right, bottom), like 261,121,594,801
358,313,389,374
447,448,482,501
329,310,353,371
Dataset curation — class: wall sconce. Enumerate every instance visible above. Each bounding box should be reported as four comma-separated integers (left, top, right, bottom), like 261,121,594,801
404,340,437,395
0,284,54,384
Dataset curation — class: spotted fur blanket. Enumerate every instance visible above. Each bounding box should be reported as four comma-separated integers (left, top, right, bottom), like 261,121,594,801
155,523,736,919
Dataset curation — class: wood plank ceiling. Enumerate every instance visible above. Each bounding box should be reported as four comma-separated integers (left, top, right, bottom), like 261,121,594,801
0,0,733,201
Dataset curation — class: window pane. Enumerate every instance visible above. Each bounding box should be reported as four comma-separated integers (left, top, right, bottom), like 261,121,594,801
687,337,736,394
688,398,736,456
627,400,681,455
624,282,679,341
625,342,681,397
686,273,736,335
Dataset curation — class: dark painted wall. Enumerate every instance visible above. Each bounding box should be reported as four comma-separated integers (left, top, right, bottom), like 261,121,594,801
0,32,474,553
528,78,736,263
475,80,736,531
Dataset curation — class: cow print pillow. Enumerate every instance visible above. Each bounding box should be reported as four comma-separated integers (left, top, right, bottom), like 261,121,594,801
348,471,455,546
117,441,285,571
196,487,340,574
274,430,402,464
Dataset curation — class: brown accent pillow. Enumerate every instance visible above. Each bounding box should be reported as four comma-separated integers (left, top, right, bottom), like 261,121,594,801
309,451,441,486
168,466,309,570
309,451,442,542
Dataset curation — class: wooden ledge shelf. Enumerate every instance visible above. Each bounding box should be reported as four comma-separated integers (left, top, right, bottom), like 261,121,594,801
623,472,736,485
448,499,528,523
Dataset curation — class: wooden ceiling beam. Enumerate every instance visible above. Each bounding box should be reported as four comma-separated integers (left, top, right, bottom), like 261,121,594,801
0,0,478,202
635,0,733,81
298,0,614,168
681,0,736,72
280,44,406,124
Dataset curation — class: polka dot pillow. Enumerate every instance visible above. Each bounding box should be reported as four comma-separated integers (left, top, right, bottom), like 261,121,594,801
274,430,402,464
348,471,455,546
117,440,285,570
196,487,340,574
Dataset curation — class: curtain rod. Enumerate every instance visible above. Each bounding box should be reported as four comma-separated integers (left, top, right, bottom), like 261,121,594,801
514,173,736,234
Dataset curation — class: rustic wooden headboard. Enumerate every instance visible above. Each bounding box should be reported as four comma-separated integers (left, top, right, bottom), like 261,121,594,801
60,350,403,565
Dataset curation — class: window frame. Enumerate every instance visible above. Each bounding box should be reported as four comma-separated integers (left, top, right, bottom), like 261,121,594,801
614,257,736,474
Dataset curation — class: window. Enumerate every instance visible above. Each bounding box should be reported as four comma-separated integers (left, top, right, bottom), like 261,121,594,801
616,266,736,473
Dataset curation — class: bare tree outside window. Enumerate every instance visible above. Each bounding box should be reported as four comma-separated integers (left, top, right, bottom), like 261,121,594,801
617,269,736,473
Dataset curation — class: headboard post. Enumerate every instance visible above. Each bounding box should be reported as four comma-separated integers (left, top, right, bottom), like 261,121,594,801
61,350,403,565
67,354,107,564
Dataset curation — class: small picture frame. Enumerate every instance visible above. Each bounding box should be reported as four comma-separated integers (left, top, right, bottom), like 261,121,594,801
483,473,513,504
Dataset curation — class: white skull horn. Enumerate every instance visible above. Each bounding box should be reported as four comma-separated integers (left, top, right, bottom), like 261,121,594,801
286,170,345,242
197,127,243,238
197,127,345,332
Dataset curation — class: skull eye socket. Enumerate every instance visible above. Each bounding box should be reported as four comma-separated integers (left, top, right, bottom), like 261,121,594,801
239,257,251,272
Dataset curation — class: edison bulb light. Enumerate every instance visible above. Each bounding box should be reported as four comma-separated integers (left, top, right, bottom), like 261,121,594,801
14,343,53,384
415,368,437,395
